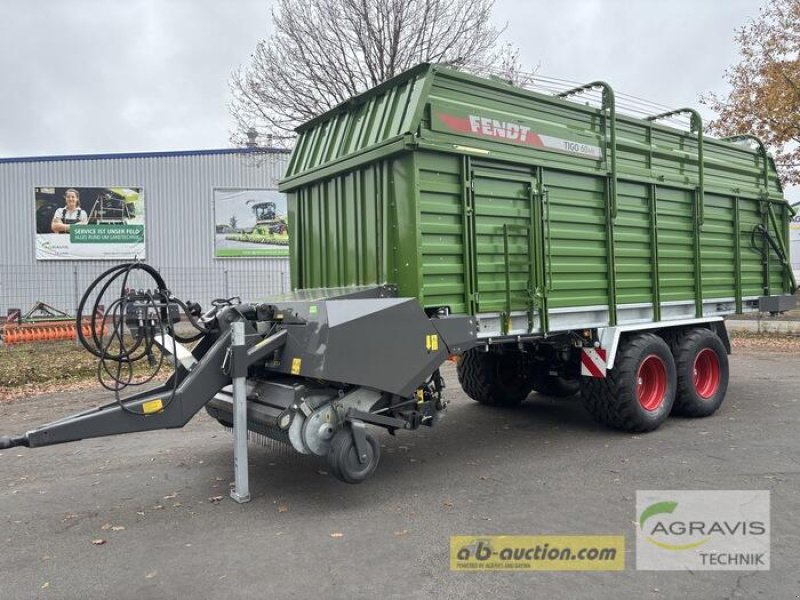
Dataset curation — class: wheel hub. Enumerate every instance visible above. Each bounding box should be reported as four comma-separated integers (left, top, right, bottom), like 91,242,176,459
637,354,668,411
693,348,721,399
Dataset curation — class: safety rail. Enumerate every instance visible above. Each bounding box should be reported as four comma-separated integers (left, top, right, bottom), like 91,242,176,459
645,108,705,226
557,81,619,325
646,108,706,317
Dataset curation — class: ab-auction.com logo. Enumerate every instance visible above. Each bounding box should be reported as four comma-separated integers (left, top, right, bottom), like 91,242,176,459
636,491,770,570
450,535,625,571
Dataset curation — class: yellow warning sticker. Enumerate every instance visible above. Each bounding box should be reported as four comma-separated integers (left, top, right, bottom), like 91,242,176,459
426,334,439,352
291,357,302,375
142,399,164,415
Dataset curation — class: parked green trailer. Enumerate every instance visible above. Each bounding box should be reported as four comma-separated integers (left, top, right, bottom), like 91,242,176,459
4,64,796,486
280,62,796,433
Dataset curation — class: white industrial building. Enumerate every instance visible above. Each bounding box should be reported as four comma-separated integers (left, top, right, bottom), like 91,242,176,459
0,148,291,317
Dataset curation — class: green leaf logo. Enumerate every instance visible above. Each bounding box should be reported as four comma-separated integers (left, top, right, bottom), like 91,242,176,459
640,500,710,551
639,501,678,529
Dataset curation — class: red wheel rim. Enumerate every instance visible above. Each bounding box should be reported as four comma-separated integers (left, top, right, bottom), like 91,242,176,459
693,348,720,399
637,354,668,411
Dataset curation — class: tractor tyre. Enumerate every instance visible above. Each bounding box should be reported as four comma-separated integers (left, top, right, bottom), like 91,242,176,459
457,349,533,407
669,328,729,418
580,333,676,432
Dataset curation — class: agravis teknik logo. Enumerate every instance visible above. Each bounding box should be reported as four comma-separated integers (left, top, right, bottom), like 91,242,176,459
636,491,770,570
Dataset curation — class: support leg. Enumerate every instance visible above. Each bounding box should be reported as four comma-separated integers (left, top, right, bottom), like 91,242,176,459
229,321,251,504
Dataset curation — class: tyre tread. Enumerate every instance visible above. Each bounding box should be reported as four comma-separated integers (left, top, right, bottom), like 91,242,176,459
457,351,529,407
580,333,673,433
670,328,728,418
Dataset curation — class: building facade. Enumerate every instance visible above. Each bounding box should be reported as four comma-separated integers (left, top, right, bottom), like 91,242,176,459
0,148,291,317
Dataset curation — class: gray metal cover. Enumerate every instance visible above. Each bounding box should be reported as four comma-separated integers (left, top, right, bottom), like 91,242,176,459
758,294,797,313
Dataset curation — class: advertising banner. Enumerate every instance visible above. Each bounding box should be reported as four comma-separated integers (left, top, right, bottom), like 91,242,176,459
214,188,288,258
35,186,145,260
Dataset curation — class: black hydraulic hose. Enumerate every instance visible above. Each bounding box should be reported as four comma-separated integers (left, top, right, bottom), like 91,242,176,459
74,261,199,416
104,290,179,416
76,262,166,358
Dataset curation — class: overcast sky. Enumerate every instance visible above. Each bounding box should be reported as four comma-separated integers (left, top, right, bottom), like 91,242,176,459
0,1,777,164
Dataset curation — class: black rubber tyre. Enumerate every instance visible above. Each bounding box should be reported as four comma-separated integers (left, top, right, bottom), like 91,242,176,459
580,333,676,432
456,350,533,407
669,328,729,418
327,428,380,484
531,363,580,397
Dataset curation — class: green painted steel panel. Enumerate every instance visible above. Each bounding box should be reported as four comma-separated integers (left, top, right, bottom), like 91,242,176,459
544,170,609,309
700,193,737,300
289,160,395,290
418,152,468,313
471,169,534,314
615,181,654,305
656,187,696,302
281,64,794,333
284,65,429,180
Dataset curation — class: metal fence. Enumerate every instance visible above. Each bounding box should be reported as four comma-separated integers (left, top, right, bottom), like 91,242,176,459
0,262,291,320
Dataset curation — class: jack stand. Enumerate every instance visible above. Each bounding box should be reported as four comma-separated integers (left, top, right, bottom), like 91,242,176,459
229,320,251,503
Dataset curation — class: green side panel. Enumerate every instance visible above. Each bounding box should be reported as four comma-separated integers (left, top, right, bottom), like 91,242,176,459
284,65,431,180
615,181,654,304
544,170,609,309
772,203,793,291
656,187,696,302
425,71,606,174
700,193,737,300
417,151,468,314
471,165,534,313
282,64,795,322
612,119,783,197
738,197,766,297
288,160,395,290
392,154,424,299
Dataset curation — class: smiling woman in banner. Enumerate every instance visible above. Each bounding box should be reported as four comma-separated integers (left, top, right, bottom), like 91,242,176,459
51,188,88,233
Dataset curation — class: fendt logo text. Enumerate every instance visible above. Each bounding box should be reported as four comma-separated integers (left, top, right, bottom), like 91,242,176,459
467,115,531,142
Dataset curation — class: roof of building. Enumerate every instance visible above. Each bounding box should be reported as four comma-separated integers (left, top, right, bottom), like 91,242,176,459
0,146,289,165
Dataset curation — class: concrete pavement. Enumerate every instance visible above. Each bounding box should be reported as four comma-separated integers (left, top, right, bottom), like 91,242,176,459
1,353,798,599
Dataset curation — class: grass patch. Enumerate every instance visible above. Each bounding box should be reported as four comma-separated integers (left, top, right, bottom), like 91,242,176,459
729,329,800,353
0,340,174,389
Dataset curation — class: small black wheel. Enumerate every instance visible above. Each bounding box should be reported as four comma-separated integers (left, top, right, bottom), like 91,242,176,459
456,350,532,407
580,332,676,432
670,328,729,418
531,363,580,397
327,428,380,484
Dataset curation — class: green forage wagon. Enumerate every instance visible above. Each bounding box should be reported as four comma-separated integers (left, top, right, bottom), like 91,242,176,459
280,63,796,435
5,64,795,484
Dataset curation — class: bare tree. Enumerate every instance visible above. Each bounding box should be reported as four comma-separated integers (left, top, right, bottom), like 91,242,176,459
229,0,519,146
